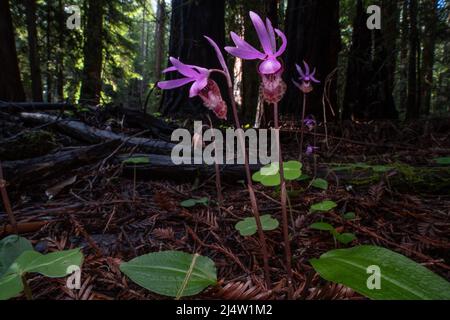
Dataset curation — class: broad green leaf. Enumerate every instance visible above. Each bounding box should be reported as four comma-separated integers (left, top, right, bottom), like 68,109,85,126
310,222,335,232
298,174,311,181
311,178,328,190
434,157,450,165
0,236,33,278
120,251,217,297
283,161,303,181
335,233,357,244
260,174,281,187
235,215,280,236
253,161,302,186
196,197,209,205
180,199,197,208
343,212,356,221
123,157,150,165
0,273,22,300
24,249,83,277
310,200,337,213
310,245,450,300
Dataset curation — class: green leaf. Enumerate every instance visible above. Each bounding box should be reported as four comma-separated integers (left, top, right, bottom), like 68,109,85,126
434,157,450,165
372,165,394,173
260,174,281,187
0,236,33,278
310,222,335,232
343,212,356,221
253,161,302,186
120,251,217,297
180,199,197,208
196,197,209,205
122,157,150,165
311,178,328,190
235,215,280,236
0,249,83,300
335,233,357,244
310,245,450,300
283,161,303,181
310,200,337,213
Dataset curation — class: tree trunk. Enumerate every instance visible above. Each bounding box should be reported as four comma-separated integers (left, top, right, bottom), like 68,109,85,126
0,0,25,101
421,0,437,116
25,0,44,102
399,0,409,113
57,0,64,101
154,0,166,83
342,0,398,120
80,0,105,105
381,0,400,93
282,0,341,120
406,0,419,119
264,0,279,28
46,0,53,103
160,0,226,118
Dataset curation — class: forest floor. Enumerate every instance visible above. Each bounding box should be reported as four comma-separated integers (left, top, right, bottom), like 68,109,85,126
1,106,449,300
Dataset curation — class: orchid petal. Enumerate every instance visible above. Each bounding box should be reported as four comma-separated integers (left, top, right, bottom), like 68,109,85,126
303,61,310,75
292,79,302,90
227,32,265,60
265,18,276,52
162,66,177,73
296,64,306,78
189,77,208,98
225,46,264,60
259,58,282,74
249,11,273,55
169,57,198,78
311,75,320,83
157,77,194,90
204,35,230,76
274,28,287,57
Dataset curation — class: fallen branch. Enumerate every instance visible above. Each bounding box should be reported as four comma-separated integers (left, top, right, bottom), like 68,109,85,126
19,112,175,154
0,102,72,112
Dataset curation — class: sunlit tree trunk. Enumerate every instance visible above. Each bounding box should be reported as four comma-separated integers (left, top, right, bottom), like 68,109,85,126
0,0,25,101
25,0,44,102
154,0,166,83
80,0,105,105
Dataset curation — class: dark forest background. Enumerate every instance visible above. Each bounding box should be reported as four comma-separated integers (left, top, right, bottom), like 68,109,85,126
0,0,449,123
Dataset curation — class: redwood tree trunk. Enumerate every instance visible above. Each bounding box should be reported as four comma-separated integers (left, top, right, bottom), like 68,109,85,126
154,0,166,83
80,0,105,105
406,0,419,119
25,0,43,102
0,0,25,101
421,0,437,115
282,0,341,120
160,0,225,118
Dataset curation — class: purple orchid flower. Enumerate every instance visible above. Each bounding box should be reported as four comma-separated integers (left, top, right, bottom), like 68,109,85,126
157,38,229,120
305,145,319,156
293,61,320,93
225,11,287,75
304,115,316,131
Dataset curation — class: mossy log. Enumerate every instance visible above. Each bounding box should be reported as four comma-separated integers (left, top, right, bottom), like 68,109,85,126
117,154,450,194
0,130,58,160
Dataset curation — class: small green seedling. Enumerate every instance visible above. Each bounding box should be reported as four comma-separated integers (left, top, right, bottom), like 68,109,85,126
310,222,357,245
343,212,356,221
122,157,150,165
235,215,279,236
433,157,450,165
252,161,302,187
180,197,209,208
310,200,337,213
311,178,328,190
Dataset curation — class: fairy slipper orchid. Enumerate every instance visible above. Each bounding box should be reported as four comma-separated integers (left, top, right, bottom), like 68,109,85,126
225,11,287,103
157,56,227,120
293,61,320,94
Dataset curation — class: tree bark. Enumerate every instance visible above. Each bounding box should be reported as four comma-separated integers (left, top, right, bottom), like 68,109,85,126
399,0,409,113
406,0,419,119
154,0,166,83
282,0,341,119
46,0,53,103
57,0,64,101
421,0,437,116
160,0,226,118
0,0,25,101
25,0,44,102
80,0,105,105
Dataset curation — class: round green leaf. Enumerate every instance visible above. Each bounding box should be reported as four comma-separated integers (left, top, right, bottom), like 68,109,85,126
261,174,281,187
335,233,357,244
180,199,197,208
434,157,450,165
235,215,280,236
310,245,450,300
343,212,356,221
310,200,337,213
120,251,217,297
0,236,33,278
310,222,335,232
311,178,328,190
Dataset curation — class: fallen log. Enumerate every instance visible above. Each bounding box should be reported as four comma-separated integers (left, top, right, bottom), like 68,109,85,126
2,141,120,186
117,154,450,193
0,102,72,112
0,130,58,160
19,112,176,154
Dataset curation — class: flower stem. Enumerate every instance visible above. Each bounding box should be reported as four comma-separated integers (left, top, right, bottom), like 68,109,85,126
0,161,18,234
22,275,33,300
227,85,271,289
273,102,294,300
206,115,223,204
299,94,307,162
